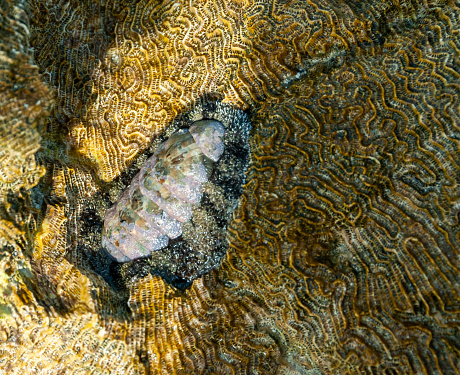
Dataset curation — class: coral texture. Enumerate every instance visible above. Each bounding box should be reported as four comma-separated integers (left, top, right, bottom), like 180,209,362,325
0,0,50,200
0,0,459,374
0,0,51,253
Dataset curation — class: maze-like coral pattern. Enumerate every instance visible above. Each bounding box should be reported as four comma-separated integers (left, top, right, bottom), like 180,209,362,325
30,0,376,181
0,0,50,200
236,36,460,371
0,0,51,291
0,0,459,374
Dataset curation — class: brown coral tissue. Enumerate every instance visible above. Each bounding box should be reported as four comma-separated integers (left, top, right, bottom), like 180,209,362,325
0,0,459,374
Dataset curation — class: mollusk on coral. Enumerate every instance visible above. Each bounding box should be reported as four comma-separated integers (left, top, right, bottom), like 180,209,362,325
102,120,226,262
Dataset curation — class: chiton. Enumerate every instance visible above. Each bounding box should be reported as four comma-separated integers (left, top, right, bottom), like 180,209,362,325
102,120,226,262
100,104,251,286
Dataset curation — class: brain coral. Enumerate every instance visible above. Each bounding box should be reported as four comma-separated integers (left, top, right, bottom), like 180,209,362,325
0,0,459,374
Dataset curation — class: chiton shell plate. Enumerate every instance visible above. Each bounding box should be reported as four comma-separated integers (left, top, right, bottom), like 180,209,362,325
102,120,226,262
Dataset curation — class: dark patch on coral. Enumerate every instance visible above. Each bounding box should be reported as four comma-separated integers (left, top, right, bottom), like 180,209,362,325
200,193,227,228
211,140,250,201
77,200,127,292
78,102,250,292
120,246,193,290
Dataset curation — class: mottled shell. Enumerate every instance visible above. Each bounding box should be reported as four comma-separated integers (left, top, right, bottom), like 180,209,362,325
102,120,225,262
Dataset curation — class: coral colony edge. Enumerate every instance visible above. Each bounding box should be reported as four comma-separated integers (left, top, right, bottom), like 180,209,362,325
0,0,459,374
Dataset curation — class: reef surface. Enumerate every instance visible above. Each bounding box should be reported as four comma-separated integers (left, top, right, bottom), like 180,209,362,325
0,0,459,374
